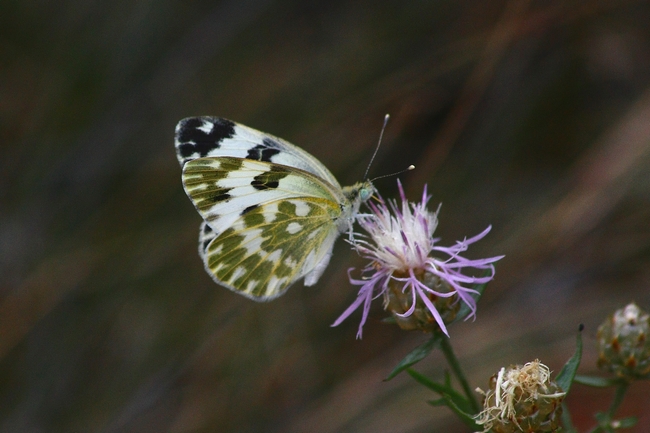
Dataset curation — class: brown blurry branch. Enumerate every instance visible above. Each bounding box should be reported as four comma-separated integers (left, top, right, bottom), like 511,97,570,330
409,0,532,191
497,87,650,288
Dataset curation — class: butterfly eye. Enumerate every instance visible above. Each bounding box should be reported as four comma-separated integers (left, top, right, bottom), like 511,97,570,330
359,184,374,202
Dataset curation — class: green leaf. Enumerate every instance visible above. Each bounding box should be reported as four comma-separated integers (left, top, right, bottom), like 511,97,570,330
573,375,622,388
406,368,472,413
434,392,482,431
385,334,442,380
555,325,583,393
443,370,452,387
595,412,616,433
616,417,638,428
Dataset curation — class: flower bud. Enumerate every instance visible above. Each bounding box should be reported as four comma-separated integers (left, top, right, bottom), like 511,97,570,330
475,360,565,433
597,302,650,379
383,270,460,333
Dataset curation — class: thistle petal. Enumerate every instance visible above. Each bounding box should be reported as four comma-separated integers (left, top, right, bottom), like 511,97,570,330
333,181,504,337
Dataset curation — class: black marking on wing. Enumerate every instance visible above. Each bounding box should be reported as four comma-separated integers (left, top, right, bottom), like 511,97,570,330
251,166,290,190
183,158,244,211
200,188,233,205
177,117,236,160
199,221,217,256
241,204,259,215
246,140,281,162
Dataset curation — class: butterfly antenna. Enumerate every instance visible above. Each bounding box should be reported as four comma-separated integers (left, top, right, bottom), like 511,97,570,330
363,114,390,180
370,165,415,183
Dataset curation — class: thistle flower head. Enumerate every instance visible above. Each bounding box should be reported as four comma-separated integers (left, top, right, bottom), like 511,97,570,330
597,302,650,379
474,360,565,433
333,180,504,338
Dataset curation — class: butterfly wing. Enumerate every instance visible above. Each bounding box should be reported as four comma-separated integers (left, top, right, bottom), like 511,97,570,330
183,157,345,299
175,117,374,299
197,200,340,300
175,116,341,189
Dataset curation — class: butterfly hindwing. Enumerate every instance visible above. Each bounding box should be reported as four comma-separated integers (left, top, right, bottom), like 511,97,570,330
200,196,340,299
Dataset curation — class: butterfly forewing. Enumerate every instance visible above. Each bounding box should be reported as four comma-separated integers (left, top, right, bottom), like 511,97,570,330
176,117,341,188
182,157,344,232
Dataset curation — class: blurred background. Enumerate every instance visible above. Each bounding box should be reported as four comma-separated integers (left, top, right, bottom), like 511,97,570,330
2,0,650,431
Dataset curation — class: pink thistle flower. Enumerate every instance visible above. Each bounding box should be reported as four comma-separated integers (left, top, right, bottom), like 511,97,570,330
333,180,504,339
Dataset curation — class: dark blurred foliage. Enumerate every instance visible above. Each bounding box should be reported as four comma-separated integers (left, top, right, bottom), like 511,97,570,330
2,0,650,432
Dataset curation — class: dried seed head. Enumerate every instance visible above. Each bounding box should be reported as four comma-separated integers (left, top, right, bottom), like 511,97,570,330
475,360,565,433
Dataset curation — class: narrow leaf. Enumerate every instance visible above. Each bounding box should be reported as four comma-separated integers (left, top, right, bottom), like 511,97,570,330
556,325,583,393
437,392,482,430
616,417,638,428
443,370,452,387
406,368,471,413
428,398,446,407
595,412,617,433
573,375,622,388
385,334,442,380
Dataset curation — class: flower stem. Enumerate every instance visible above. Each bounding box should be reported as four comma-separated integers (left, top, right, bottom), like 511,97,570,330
606,380,628,417
440,335,480,413
586,380,629,433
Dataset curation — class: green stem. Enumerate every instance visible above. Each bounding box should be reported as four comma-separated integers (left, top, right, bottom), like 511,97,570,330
606,381,628,417
585,380,629,433
439,335,480,413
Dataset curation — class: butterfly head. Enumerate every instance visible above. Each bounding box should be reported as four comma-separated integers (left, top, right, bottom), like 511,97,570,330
343,180,376,207
338,180,375,236
358,180,375,203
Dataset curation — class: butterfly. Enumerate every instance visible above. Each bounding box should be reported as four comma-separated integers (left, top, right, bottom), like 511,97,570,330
175,117,375,300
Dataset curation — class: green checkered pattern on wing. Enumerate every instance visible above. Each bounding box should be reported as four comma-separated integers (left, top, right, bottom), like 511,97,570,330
181,157,341,223
204,197,338,299
182,158,244,214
